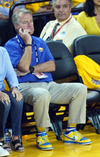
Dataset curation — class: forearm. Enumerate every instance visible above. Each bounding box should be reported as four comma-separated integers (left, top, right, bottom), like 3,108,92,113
17,46,32,72
36,7,52,13
15,61,55,77
33,61,55,73
0,13,8,20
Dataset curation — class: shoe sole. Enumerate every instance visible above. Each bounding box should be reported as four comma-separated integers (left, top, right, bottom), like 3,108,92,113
63,140,92,145
36,145,53,150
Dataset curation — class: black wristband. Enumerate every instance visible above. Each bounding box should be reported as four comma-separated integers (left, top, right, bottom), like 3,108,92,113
25,44,32,47
29,66,34,73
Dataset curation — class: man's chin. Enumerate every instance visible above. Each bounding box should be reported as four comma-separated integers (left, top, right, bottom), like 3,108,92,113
58,16,67,22
58,18,66,22
28,32,33,35
30,31,34,35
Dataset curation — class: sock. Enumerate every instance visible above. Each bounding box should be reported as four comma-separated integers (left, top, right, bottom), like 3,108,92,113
37,127,46,135
66,124,77,132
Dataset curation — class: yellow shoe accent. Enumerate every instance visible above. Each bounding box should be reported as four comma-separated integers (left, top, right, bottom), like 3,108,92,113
67,124,76,128
63,129,92,145
37,127,45,132
36,132,53,150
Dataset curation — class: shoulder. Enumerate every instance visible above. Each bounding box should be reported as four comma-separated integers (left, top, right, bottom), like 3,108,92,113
71,16,84,28
0,46,8,55
46,20,56,25
5,37,16,45
0,46,10,60
70,17,86,34
77,11,88,20
5,37,19,49
32,36,47,45
43,20,56,28
0,46,6,52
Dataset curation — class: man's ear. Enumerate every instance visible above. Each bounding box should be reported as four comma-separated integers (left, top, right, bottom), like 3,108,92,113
14,24,19,31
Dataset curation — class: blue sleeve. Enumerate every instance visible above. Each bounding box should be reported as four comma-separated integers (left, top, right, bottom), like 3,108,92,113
5,49,19,89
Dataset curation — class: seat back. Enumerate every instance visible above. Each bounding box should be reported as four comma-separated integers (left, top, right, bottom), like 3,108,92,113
72,35,100,65
72,35,100,133
46,41,78,80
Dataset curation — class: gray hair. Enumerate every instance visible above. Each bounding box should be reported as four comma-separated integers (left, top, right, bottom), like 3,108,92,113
52,0,72,8
12,8,32,25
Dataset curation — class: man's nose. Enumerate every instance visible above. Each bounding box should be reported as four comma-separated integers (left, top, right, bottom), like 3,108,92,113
59,6,63,11
28,22,32,27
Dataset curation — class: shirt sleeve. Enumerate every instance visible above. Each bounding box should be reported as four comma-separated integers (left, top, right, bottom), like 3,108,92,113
4,49,19,89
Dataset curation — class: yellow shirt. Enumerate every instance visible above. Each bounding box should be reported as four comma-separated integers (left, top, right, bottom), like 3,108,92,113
40,15,87,54
74,55,100,89
25,2,50,14
77,11,100,35
72,0,86,6
4,79,10,91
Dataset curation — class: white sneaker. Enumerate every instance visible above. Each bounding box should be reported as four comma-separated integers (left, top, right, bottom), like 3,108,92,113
0,146,9,156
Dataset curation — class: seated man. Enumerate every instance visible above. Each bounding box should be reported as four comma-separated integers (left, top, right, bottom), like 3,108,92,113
40,0,86,54
5,8,92,151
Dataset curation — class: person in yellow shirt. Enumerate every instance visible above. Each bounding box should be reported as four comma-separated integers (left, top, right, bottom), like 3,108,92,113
25,1,53,14
72,0,86,7
77,0,100,35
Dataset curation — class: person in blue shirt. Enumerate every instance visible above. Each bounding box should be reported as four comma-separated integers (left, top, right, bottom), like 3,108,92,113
0,47,24,153
5,8,92,151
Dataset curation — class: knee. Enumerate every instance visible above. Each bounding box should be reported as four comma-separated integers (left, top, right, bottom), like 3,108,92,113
24,88,51,105
35,89,51,101
4,101,11,111
16,98,24,107
77,83,87,95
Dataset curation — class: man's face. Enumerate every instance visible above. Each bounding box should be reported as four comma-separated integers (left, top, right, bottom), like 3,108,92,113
15,12,34,35
54,0,71,22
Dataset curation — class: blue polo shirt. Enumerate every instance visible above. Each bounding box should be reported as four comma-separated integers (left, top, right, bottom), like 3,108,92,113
5,35,54,83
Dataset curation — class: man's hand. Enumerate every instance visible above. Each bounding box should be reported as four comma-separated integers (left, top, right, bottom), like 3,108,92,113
12,87,23,101
15,68,29,77
0,13,8,20
18,28,32,45
0,91,10,105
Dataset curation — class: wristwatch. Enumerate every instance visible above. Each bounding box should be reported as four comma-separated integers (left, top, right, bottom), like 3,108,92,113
29,66,34,73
